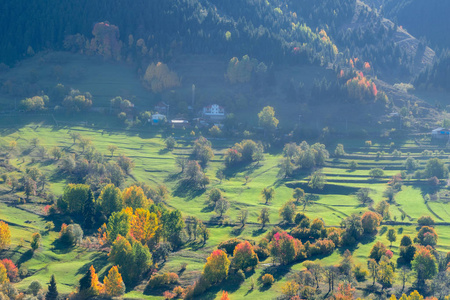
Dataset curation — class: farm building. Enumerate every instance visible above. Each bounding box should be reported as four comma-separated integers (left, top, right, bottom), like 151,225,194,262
150,113,166,125
431,127,450,139
154,102,169,114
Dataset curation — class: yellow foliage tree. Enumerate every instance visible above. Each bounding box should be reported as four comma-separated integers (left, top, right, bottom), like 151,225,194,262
0,221,11,250
103,266,126,297
122,186,150,210
0,263,8,284
130,208,159,244
143,62,180,92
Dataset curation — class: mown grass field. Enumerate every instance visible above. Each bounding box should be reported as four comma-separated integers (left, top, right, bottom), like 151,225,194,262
1,123,450,299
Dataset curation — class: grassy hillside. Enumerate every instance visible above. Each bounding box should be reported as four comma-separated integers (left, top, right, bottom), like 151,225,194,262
0,122,449,298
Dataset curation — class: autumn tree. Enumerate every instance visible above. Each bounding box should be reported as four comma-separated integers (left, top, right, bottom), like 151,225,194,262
0,264,7,285
412,245,438,287
367,259,378,286
0,222,11,250
258,208,270,229
220,290,230,300
369,241,388,262
117,155,135,175
361,211,381,234
261,187,275,205
232,241,259,270
103,266,125,297
79,265,102,298
130,208,158,245
378,257,395,289
270,231,302,265
203,250,230,284
122,186,150,210
416,226,438,247
143,62,180,92
98,184,123,217
1,259,18,282
46,275,58,300
258,106,279,133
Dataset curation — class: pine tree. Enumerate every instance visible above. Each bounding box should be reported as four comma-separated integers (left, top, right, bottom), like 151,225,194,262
83,190,95,230
45,275,58,300
79,268,92,292
103,266,126,297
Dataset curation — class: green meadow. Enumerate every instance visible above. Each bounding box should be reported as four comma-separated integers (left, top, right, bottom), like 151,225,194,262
1,123,450,298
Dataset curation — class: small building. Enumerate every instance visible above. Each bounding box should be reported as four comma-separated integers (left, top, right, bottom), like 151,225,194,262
431,127,450,139
171,119,189,128
154,102,169,114
150,113,166,125
202,104,225,120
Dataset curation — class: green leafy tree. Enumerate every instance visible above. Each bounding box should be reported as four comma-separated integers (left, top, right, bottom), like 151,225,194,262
279,201,296,223
45,275,58,300
162,210,185,249
369,168,385,179
99,184,123,217
165,136,176,150
399,235,416,264
258,106,279,133
308,171,326,190
106,210,132,243
31,232,41,252
59,184,90,214
334,144,345,157
208,188,222,205
214,198,230,218
387,228,397,247
425,158,448,178
83,190,96,230
107,145,118,157
258,208,270,229
356,188,372,205
378,258,395,289
293,188,305,204
261,187,275,205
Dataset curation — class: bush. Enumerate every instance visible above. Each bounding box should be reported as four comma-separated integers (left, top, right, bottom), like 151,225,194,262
417,216,435,227
261,274,274,286
229,269,245,284
59,223,83,246
218,238,243,255
353,264,368,282
307,239,335,257
253,246,270,261
147,272,179,289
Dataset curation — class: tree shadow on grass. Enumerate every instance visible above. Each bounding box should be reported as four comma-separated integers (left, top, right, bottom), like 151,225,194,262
17,249,33,267
223,162,262,179
76,252,109,276
50,239,76,255
158,148,170,155
165,172,182,183
257,264,292,290
173,180,206,200
252,228,266,237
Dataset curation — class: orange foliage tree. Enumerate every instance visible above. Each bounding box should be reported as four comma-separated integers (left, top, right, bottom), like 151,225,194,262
220,291,230,300
232,241,259,270
361,211,381,234
122,186,151,210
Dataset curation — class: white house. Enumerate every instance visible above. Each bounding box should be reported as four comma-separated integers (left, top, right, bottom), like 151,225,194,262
202,104,225,120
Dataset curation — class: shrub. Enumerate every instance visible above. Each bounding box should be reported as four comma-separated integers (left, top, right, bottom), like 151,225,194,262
253,246,270,261
418,216,435,227
147,272,179,289
261,274,274,286
307,239,335,257
353,264,368,282
218,238,243,255
172,286,184,297
229,269,245,284
59,223,83,246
